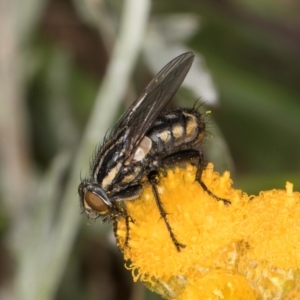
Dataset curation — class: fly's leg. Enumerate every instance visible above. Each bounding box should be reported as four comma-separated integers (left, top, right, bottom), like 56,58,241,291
162,149,231,206
113,219,121,247
148,170,186,252
111,184,143,249
194,150,231,206
113,209,133,249
124,213,132,247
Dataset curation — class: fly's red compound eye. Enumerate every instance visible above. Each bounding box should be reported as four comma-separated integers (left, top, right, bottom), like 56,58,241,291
84,191,110,215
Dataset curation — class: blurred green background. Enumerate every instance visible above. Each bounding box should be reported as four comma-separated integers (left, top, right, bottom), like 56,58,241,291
0,0,299,299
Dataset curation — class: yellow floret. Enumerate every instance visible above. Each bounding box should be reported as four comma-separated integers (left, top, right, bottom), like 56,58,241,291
116,163,300,299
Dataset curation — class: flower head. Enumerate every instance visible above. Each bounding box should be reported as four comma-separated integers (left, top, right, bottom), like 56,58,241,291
116,164,300,299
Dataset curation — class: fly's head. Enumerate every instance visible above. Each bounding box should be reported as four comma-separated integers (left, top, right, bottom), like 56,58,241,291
78,180,112,219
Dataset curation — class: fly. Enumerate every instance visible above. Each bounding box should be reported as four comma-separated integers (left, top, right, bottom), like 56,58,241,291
78,52,231,251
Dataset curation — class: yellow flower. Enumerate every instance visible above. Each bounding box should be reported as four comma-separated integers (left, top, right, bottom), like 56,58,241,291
116,163,300,299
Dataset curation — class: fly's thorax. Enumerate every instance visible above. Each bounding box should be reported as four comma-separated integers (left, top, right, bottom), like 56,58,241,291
112,163,145,191
147,108,206,155
100,135,153,191
91,128,130,190
90,126,153,198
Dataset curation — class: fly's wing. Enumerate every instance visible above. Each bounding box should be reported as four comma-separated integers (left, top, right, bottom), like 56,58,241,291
114,51,194,157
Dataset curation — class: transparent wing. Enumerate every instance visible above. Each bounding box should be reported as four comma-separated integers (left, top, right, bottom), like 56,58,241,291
114,51,194,156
